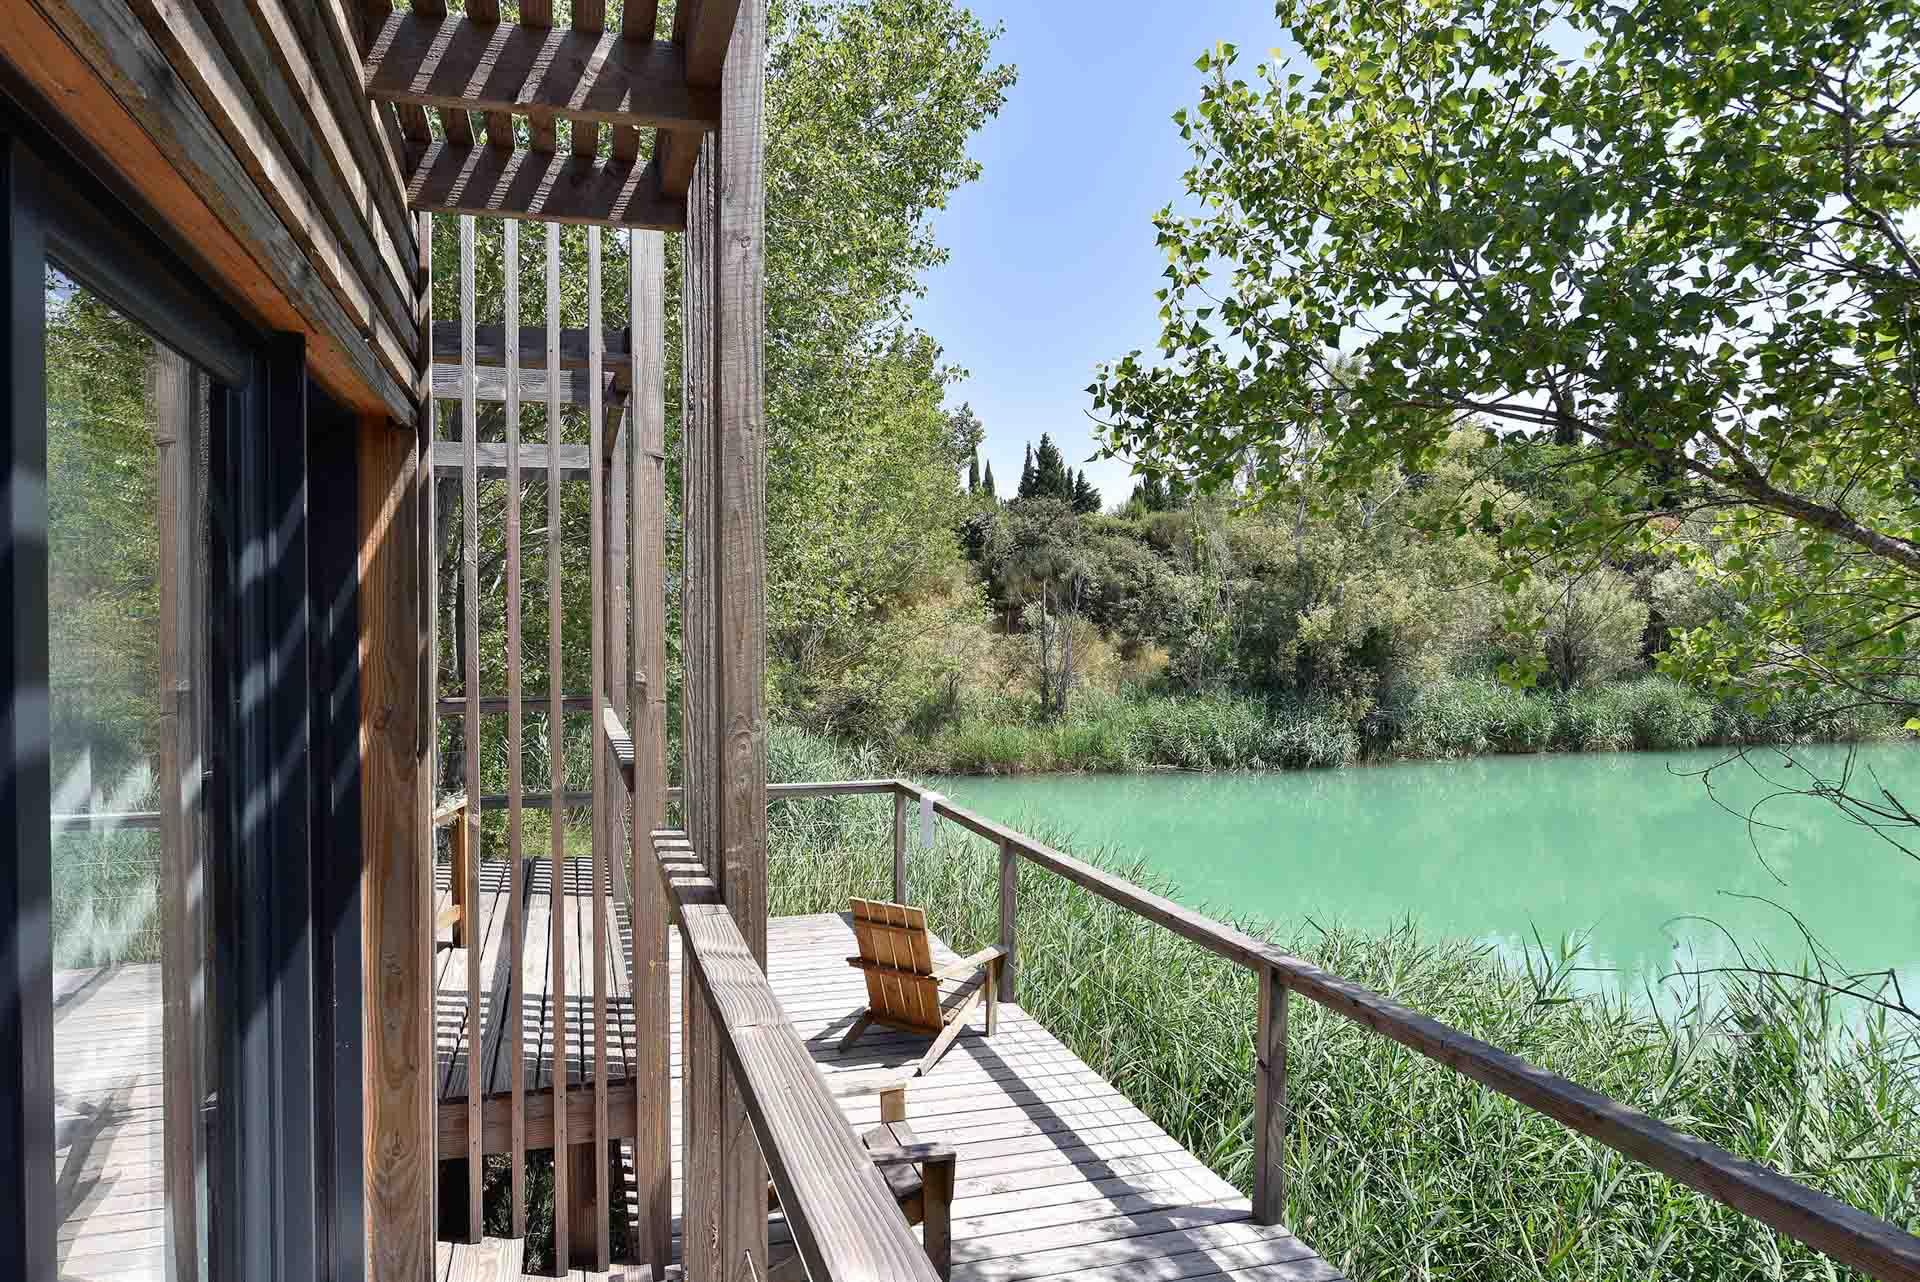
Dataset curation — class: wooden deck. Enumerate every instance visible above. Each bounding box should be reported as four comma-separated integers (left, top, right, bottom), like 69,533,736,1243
51,962,170,1282
433,870,1339,1282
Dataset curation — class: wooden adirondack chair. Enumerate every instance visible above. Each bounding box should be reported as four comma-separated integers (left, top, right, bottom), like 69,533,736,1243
838,898,1006,1077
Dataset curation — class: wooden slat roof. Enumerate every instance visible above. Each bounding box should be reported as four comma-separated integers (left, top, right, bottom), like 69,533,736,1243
358,0,745,226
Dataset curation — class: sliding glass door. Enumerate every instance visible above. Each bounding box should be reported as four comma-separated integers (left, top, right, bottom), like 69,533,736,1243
46,266,217,1282
1,107,363,1282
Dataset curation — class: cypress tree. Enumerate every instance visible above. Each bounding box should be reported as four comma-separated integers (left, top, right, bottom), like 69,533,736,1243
1018,442,1035,499
982,459,996,497
1072,469,1100,514
1033,434,1069,500
967,446,980,493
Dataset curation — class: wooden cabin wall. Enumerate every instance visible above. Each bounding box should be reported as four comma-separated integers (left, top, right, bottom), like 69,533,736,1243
0,0,419,421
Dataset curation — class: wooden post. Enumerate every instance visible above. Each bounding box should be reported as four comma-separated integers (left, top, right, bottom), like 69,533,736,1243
360,408,434,1282
892,789,908,905
997,839,1016,1004
629,227,672,1275
1253,966,1288,1226
580,222,612,1274
457,212,484,1243
447,802,470,948
152,345,203,1282
543,217,571,1272
714,0,772,1273
502,213,528,1239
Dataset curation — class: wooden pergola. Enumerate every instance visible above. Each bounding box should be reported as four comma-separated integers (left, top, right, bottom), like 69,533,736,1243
363,0,723,230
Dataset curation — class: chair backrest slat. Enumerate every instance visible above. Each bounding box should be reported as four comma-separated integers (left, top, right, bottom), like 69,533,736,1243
850,898,941,1031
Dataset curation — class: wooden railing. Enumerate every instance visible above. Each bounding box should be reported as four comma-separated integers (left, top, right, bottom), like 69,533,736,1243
603,714,939,1281
644,761,1920,1282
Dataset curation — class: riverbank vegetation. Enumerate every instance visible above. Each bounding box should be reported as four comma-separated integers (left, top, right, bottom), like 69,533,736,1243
763,736,1920,1279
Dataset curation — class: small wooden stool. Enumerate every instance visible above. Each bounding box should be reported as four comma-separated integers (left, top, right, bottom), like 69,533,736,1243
766,1084,957,1280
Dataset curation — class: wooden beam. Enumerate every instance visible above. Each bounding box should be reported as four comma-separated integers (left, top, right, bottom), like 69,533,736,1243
406,143,683,228
431,320,632,372
437,1080,639,1158
6,0,411,417
359,413,434,1282
430,439,592,477
430,362,599,406
657,0,742,198
365,13,717,130
204,0,416,329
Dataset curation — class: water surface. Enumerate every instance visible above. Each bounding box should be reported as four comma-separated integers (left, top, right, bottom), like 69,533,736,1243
936,746,1920,1001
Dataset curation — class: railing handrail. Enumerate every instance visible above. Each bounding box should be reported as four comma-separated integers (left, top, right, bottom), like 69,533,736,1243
649,828,942,1282
880,776,1920,1282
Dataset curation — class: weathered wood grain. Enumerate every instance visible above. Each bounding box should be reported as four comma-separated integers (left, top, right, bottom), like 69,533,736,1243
714,5,772,1274
543,218,572,1269
583,224,613,1273
1253,968,1287,1227
500,214,528,1239
6,0,410,416
358,412,434,1281
437,1080,641,1158
431,362,601,406
430,439,592,476
405,142,683,228
630,226,674,1277
656,853,942,1282
116,0,415,379
208,0,415,329
431,321,634,372
457,214,485,1243
150,346,201,1282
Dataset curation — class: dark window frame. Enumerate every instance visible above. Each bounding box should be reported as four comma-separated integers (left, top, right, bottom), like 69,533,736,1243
0,97,363,1282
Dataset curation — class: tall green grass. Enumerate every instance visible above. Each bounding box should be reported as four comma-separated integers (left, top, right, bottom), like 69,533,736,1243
766,772,1920,1281
894,677,1911,775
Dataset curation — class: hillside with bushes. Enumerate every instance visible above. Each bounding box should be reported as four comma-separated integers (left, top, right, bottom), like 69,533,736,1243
777,426,1910,773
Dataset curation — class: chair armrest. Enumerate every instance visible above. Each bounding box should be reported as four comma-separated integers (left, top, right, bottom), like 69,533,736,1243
824,1073,914,1101
865,1141,955,1170
931,945,1006,981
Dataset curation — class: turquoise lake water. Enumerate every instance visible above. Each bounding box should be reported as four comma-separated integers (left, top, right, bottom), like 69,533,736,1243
935,746,1920,1001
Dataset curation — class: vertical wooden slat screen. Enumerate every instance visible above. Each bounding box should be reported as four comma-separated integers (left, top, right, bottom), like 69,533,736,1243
630,227,671,1275
679,135,719,1282
502,215,528,1238
458,214,485,1243
584,225,612,1273
543,218,570,1266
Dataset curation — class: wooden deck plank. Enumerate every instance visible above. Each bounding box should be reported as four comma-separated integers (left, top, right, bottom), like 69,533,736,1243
443,910,1336,1282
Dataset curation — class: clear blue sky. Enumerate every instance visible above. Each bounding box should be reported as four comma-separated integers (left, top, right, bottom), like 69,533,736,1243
911,1,1297,508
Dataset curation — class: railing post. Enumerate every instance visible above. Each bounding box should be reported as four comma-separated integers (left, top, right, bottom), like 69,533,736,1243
449,803,470,949
892,787,909,904
1253,965,1288,1226
997,839,1017,1003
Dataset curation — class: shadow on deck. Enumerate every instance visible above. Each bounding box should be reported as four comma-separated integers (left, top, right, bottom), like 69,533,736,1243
434,892,1337,1282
